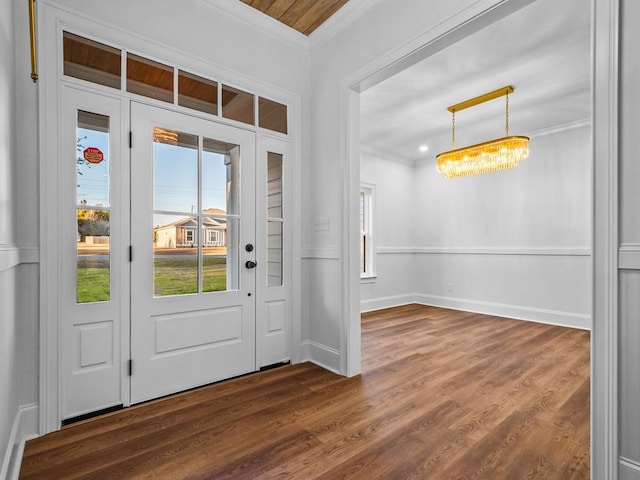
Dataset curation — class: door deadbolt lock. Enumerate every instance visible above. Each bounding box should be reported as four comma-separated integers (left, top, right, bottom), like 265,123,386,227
245,244,254,252
245,260,257,269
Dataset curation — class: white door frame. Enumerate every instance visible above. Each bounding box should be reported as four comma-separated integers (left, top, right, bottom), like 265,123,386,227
37,3,301,434
340,0,618,478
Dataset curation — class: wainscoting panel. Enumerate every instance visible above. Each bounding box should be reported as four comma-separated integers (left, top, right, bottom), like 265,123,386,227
362,247,591,330
620,270,640,464
620,458,640,480
301,254,341,372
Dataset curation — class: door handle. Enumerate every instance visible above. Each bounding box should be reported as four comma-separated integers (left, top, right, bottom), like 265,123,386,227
245,260,257,269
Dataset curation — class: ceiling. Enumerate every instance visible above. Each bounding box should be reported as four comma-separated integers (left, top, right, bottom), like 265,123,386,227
360,0,591,163
239,0,350,35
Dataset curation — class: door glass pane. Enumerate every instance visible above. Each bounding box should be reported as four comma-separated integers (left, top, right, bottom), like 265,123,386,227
267,152,283,287
203,217,239,292
77,111,110,207
76,110,111,304
221,85,254,125
267,152,283,219
127,53,174,103
179,70,218,115
259,97,288,134
154,214,198,296
203,138,239,216
152,130,241,296
267,221,283,287
77,209,110,303
153,129,198,212
63,32,121,89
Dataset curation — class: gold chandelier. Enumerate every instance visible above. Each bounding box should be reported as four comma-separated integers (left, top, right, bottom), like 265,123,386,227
436,86,529,179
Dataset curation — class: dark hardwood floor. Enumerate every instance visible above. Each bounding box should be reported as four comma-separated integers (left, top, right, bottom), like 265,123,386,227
20,304,590,479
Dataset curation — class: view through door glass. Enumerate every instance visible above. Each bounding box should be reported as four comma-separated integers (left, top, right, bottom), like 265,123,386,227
76,110,111,303
152,128,241,296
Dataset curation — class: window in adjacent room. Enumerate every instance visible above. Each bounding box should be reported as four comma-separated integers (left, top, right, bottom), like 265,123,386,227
360,184,375,278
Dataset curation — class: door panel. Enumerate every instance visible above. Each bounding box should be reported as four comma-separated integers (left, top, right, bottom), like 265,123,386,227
130,103,256,403
60,86,128,420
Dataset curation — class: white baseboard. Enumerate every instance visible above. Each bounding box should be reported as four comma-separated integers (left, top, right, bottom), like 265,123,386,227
414,294,591,330
360,293,591,331
360,294,415,313
620,458,640,480
1,404,38,480
300,341,341,375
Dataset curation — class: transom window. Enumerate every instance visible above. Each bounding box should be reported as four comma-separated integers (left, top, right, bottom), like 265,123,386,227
62,31,288,135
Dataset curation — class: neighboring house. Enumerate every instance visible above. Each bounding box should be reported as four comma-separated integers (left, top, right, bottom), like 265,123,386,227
154,209,227,248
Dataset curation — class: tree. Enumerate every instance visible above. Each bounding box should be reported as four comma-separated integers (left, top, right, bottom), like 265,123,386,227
77,209,110,239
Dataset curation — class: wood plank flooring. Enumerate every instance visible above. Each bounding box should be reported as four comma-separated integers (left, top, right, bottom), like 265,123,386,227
20,305,590,479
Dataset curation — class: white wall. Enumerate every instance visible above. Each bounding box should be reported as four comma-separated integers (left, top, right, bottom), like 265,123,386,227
359,149,416,310
2,0,41,476
0,0,19,476
359,125,592,329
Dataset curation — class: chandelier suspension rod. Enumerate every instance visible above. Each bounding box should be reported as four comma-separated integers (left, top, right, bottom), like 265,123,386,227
447,85,514,113
505,90,509,136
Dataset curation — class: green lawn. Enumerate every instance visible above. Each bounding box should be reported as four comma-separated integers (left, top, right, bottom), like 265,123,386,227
76,256,229,303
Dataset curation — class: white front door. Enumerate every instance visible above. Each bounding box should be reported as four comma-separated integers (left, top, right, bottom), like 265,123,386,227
130,103,257,403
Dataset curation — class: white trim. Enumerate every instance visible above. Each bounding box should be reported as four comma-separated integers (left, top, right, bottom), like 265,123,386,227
300,341,341,375
19,246,39,265
360,274,377,284
592,0,619,477
301,247,341,260
414,294,591,331
361,295,591,330
620,458,640,479
528,117,591,138
361,294,415,313
1,404,38,480
0,246,20,272
619,243,640,270
377,246,592,256
359,144,416,167
0,245,39,272
350,0,538,93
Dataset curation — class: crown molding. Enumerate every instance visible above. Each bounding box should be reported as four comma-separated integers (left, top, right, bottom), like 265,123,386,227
360,144,416,167
528,118,590,138
309,0,381,48
198,0,310,52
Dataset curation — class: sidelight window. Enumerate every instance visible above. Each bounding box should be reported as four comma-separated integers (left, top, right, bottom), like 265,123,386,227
76,110,111,303
266,152,284,287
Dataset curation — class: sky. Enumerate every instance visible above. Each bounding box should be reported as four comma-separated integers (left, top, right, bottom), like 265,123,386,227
77,126,230,225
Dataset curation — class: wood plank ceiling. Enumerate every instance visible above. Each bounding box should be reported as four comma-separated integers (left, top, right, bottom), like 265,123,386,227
239,0,350,35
